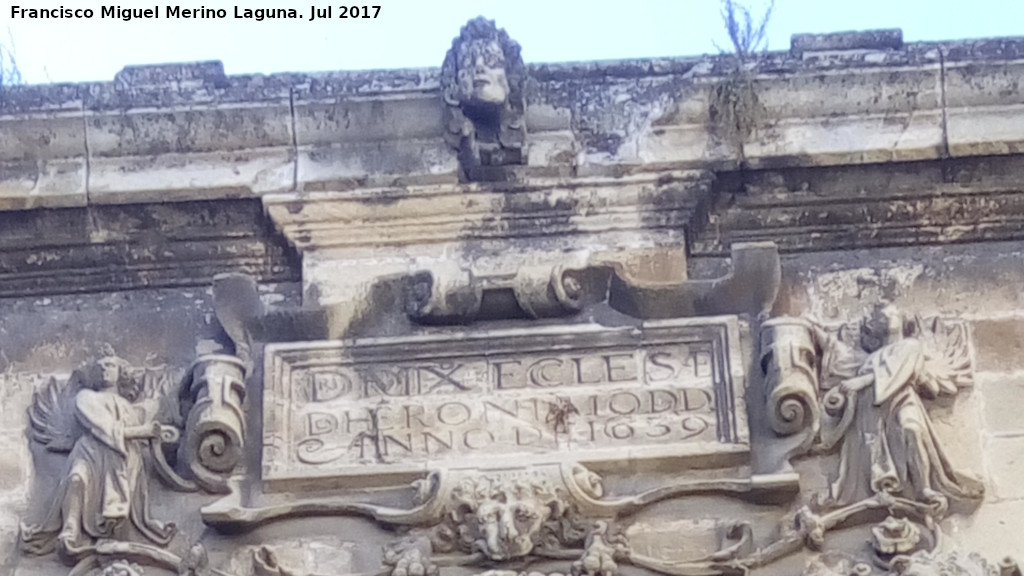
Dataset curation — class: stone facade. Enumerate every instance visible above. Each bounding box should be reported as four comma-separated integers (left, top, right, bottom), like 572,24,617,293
0,20,1022,576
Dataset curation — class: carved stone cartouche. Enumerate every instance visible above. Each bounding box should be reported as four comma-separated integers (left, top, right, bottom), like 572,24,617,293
441,17,526,182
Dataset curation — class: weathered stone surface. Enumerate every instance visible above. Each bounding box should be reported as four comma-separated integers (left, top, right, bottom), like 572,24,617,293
944,58,1024,158
977,374,1024,435
982,436,1024,501
0,35,1021,208
790,29,904,54
693,157,1024,255
970,317,1024,372
0,84,86,209
262,317,746,487
0,198,299,296
86,65,296,201
2,21,1024,576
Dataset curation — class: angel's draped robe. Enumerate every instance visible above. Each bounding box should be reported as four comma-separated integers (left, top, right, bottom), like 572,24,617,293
20,388,171,558
824,338,984,506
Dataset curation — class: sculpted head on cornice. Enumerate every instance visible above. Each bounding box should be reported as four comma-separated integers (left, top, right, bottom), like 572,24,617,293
441,17,527,179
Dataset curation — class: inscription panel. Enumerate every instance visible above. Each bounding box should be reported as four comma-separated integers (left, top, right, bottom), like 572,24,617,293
263,318,747,486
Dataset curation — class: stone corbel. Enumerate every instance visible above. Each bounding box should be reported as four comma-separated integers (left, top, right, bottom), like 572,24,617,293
606,242,780,319
212,273,265,372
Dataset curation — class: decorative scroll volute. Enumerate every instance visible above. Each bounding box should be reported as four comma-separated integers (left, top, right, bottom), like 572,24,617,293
761,317,821,442
179,354,247,493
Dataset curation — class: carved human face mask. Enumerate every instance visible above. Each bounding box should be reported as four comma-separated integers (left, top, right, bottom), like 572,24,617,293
457,39,509,106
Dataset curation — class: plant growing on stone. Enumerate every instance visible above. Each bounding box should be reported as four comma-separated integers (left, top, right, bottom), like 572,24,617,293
711,0,775,152
718,0,775,61
0,31,23,95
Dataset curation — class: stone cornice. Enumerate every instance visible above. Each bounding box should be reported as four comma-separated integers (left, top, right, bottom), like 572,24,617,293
694,155,1024,255
0,199,299,297
1,35,1023,212
263,172,709,254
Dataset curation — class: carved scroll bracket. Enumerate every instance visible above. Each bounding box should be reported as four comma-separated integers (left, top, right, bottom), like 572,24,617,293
179,354,248,493
760,316,821,452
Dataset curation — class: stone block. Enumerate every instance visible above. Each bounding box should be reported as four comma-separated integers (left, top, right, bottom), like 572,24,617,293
745,111,944,168
979,375,1024,435
756,65,941,120
944,499,1024,558
971,317,1024,372
0,88,87,209
0,431,29,493
295,140,457,189
742,64,944,167
83,80,295,200
791,29,903,54
984,436,1024,501
630,83,739,169
0,158,87,210
292,92,457,186
88,148,295,202
945,60,1024,157
293,95,444,147
947,104,1024,157
929,390,986,479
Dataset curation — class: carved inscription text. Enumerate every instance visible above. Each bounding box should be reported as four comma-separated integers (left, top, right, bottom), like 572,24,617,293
263,319,747,486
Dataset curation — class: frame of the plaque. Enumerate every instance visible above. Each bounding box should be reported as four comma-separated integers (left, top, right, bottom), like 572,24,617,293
261,316,748,490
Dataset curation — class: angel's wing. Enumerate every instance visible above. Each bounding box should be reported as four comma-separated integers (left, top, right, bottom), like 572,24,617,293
27,371,84,452
915,315,973,394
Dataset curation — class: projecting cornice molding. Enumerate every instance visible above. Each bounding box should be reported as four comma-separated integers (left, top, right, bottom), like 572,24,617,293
2,35,1024,211
262,172,708,254
0,199,298,297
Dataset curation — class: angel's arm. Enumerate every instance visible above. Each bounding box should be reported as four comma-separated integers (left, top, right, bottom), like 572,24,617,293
124,421,161,440
808,320,861,385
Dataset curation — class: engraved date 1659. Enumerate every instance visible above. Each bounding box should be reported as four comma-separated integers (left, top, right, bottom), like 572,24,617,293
309,5,380,20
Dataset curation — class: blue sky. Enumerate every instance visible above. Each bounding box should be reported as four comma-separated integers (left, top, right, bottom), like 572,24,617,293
3,0,1019,84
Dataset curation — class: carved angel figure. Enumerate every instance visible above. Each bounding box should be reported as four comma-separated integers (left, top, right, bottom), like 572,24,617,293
810,304,983,512
20,351,178,563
